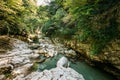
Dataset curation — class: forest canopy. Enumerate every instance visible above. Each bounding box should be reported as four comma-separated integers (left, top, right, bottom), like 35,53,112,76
0,0,120,54
0,0,40,36
41,0,120,54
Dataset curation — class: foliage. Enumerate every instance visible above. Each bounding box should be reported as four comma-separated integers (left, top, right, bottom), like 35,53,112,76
42,0,120,54
0,0,40,36
0,0,120,55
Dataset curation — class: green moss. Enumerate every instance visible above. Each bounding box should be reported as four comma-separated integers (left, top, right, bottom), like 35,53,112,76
30,63,38,71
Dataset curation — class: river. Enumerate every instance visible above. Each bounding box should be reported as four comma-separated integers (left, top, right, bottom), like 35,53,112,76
38,54,116,80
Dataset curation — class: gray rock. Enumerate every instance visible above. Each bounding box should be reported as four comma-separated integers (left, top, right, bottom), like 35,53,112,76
14,55,84,80
11,56,30,66
24,72,43,80
0,58,10,66
22,67,84,80
29,53,40,59
13,74,25,80
0,75,5,80
12,63,33,76
57,56,69,68
0,36,85,80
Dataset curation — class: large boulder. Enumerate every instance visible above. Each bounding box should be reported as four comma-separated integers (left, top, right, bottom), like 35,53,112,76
16,67,85,80
57,56,69,68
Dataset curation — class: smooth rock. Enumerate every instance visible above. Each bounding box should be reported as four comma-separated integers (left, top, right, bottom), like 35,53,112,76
23,67,84,80
57,56,69,68
0,75,5,80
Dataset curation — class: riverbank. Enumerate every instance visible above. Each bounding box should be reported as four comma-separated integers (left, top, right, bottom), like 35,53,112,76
52,38,120,79
0,35,118,80
0,35,84,80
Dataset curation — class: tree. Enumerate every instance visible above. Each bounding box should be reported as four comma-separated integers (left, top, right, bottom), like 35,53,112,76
42,0,120,54
0,0,40,36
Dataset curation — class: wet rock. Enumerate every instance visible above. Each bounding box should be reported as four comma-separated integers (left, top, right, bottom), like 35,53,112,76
57,56,69,68
38,64,47,71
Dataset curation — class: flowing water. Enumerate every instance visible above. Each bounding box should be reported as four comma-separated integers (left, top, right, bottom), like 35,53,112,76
38,54,116,80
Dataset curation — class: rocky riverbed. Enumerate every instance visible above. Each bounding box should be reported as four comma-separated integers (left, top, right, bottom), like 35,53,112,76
0,36,84,80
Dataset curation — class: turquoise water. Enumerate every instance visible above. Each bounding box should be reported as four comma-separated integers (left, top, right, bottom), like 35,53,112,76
38,54,116,80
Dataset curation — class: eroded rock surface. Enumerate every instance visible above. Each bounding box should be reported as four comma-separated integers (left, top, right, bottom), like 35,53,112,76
21,67,85,80
0,36,84,80
0,38,39,79
14,57,84,80
31,37,77,58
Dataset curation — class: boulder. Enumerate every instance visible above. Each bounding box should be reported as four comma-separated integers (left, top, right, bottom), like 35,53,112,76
57,56,69,68
14,55,84,80
22,67,85,80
